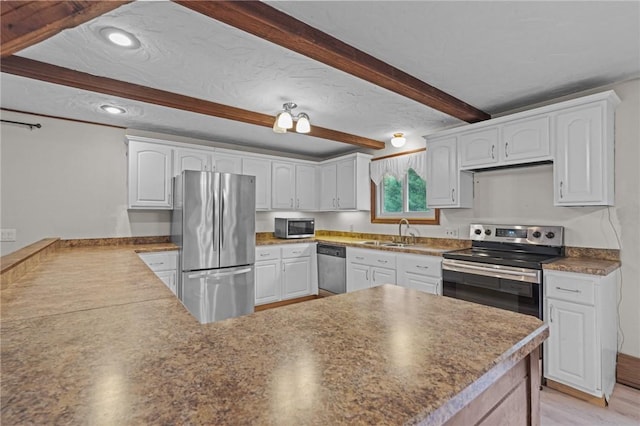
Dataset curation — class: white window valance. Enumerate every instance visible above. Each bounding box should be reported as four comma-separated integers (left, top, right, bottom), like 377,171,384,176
369,151,427,185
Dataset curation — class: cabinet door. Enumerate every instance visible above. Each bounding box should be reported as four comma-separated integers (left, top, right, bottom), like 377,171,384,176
554,104,606,205
545,298,598,394
459,127,499,168
295,164,317,210
371,267,396,287
336,159,356,209
255,259,281,305
398,272,440,295
502,115,550,163
319,163,337,210
128,141,173,209
347,263,370,292
426,138,457,207
271,162,296,209
282,257,311,299
243,158,271,210
174,148,211,176
214,152,242,174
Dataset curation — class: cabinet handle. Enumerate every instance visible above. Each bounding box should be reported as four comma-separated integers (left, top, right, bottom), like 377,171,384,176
355,256,364,260
505,142,509,157
416,265,429,269
377,259,388,264
451,188,455,202
559,181,564,199
290,198,293,208
372,270,376,281
282,263,286,272
292,251,301,254
296,199,300,208
491,145,495,159
549,304,554,322
366,270,369,280
556,286,581,294
149,262,165,266
332,198,336,208
259,253,270,257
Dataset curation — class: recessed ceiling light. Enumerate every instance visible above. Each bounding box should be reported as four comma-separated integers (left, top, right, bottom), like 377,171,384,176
100,105,126,115
100,27,140,49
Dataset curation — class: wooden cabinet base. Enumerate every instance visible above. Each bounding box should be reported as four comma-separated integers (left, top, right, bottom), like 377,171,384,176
254,295,318,311
446,347,541,425
546,379,607,407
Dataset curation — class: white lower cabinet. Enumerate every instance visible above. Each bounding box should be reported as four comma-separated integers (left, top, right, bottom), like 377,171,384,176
138,251,178,295
255,243,317,305
543,269,618,401
346,247,396,292
396,253,443,295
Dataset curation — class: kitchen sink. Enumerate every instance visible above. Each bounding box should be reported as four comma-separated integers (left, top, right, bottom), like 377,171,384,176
359,240,413,248
381,242,410,247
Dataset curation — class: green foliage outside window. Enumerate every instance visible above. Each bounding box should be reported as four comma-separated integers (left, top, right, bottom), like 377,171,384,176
381,168,427,214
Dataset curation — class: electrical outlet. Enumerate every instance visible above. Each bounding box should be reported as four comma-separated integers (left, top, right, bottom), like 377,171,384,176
445,228,458,238
0,229,17,242
349,224,354,232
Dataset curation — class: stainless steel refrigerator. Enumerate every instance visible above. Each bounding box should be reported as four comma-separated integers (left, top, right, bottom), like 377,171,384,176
172,171,256,323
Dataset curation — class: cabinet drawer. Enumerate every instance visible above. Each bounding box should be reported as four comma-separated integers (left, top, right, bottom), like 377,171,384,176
138,251,177,272
282,244,313,258
397,254,442,278
348,248,396,268
256,246,280,262
401,273,441,295
545,272,596,305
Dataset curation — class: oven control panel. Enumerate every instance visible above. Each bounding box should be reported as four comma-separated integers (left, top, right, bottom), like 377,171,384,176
469,224,563,246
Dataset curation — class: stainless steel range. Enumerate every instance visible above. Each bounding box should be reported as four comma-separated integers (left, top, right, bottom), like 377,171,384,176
442,224,564,319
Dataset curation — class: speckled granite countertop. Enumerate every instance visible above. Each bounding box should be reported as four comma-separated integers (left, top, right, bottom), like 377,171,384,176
543,257,620,276
1,244,547,425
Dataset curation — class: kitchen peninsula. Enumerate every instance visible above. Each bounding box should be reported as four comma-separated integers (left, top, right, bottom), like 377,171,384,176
1,241,547,425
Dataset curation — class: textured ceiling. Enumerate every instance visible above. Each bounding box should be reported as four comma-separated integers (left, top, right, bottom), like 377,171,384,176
1,1,639,159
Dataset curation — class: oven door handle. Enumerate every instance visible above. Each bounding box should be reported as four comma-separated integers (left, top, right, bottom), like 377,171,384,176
442,260,541,283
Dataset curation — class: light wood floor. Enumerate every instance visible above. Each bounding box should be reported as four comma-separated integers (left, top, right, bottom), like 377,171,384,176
540,383,640,425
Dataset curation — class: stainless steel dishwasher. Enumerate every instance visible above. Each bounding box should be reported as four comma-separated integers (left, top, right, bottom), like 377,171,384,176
317,243,346,294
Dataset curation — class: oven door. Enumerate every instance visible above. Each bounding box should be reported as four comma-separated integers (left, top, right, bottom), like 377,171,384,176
442,260,542,319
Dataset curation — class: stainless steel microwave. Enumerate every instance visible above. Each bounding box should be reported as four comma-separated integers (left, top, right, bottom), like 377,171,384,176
274,218,315,239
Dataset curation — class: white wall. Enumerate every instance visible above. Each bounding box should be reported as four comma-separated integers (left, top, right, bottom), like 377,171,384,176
1,79,638,357
0,111,171,255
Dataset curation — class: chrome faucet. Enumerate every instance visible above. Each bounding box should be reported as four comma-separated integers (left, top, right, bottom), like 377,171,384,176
398,218,410,243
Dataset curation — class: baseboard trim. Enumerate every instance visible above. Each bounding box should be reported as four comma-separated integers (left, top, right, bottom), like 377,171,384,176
255,295,318,311
546,379,607,407
617,353,640,390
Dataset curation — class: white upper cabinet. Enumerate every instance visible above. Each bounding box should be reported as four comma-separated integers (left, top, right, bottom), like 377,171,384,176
501,115,550,163
242,157,271,210
318,153,372,211
213,151,242,174
426,136,474,208
127,139,173,209
173,148,212,176
271,162,296,210
319,163,338,210
459,116,550,170
459,128,499,168
554,95,618,206
295,164,317,210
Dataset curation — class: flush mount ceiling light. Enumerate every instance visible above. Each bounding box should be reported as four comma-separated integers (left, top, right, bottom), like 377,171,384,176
273,102,311,134
391,132,406,148
100,104,126,115
100,27,140,49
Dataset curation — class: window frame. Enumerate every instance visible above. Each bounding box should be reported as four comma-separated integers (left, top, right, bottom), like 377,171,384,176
369,151,440,225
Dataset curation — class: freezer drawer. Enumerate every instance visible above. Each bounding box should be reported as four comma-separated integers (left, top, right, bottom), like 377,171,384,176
182,265,255,323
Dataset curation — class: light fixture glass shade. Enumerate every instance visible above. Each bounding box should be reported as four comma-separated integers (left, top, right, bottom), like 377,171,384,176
391,133,406,148
275,111,293,129
273,120,287,133
296,113,310,133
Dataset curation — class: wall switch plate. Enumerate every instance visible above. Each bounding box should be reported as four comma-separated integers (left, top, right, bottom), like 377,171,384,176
445,228,458,238
0,229,17,242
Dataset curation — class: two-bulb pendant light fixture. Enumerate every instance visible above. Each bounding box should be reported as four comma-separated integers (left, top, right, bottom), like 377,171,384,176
273,102,311,134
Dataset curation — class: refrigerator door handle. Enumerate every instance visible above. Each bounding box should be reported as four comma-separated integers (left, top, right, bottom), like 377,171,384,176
221,191,225,249
188,267,252,279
